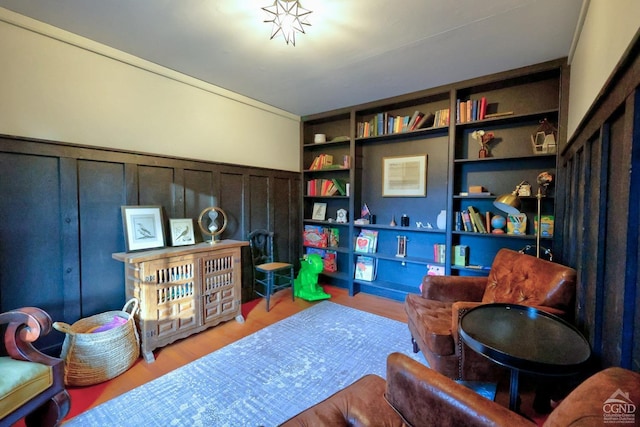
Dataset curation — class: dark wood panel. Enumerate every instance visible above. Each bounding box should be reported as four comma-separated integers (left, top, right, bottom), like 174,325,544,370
249,174,269,234
601,110,629,366
560,34,640,370
219,172,244,241
184,169,215,218
0,153,64,352
78,160,127,317
137,165,175,217
274,177,294,264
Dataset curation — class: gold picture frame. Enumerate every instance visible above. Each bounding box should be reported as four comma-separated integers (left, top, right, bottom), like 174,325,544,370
382,155,427,197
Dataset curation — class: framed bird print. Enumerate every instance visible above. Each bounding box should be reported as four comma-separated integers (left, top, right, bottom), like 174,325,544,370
121,205,165,251
169,218,195,246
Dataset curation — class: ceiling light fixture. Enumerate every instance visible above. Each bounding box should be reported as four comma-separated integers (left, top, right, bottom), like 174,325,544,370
262,0,312,46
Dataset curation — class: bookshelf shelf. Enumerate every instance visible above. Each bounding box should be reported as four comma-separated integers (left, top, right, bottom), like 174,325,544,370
301,58,567,300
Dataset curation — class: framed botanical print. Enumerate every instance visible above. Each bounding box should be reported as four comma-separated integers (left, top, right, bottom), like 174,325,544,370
169,218,195,246
121,205,165,251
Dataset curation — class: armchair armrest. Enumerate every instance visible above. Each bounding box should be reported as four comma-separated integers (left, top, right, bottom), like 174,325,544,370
385,353,534,427
1,307,60,366
422,275,488,302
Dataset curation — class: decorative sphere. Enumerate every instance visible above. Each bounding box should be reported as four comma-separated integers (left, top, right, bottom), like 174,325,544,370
491,215,507,231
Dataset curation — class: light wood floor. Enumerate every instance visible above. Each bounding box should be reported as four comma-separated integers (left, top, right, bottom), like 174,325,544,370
72,286,408,412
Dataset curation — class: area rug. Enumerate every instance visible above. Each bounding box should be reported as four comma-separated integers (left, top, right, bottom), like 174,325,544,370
63,301,490,426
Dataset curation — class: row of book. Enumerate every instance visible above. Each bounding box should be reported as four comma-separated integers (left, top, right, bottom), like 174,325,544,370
306,248,337,273
456,97,487,123
433,244,446,263
356,109,439,138
306,178,348,196
303,225,340,248
354,229,378,253
307,154,351,170
455,97,514,123
456,207,490,233
354,255,376,281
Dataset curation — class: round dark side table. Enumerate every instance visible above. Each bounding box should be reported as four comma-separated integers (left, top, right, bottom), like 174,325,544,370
459,303,591,411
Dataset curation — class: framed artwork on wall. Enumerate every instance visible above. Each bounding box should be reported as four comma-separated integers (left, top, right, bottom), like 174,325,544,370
382,155,427,197
169,218,195,246
121,205,165,251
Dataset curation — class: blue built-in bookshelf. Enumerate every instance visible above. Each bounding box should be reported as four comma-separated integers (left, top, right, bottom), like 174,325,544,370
301,58,567,302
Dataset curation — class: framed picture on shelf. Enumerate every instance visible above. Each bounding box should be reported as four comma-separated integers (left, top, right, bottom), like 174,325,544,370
382,155,427,197
312,202,327,220
169,218,195,246
121,205,165,251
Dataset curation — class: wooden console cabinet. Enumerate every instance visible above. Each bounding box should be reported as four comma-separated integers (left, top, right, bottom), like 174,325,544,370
112,240,247,362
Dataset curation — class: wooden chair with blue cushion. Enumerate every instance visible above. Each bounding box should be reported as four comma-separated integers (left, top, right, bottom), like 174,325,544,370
0,307,70,427
248,229,295,312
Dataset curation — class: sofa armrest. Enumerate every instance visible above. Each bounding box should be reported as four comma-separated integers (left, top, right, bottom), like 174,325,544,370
280,374,405,426
422,275,487,302
1,307,60,366
385,353,534,427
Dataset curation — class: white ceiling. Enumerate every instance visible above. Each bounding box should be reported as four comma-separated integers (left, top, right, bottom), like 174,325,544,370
0,0,585,117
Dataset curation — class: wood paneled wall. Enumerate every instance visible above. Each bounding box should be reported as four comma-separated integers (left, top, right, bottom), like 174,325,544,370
0,136,300,353
558,35,640,371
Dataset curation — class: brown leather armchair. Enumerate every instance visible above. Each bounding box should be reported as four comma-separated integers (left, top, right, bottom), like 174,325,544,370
405,248,576,381
281,352,640,427
0,307,70,427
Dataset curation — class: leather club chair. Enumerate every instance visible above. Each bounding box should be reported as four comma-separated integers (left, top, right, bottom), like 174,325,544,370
281,352,640,427
0,307,70,427
405,248,576,381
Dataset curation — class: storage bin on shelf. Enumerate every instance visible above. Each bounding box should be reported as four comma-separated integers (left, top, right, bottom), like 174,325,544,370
53,298,140,386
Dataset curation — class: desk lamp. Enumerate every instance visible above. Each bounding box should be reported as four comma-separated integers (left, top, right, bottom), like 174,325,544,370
493,174,553,259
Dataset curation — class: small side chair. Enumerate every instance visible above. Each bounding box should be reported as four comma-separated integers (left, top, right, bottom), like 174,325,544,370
248,229,295,311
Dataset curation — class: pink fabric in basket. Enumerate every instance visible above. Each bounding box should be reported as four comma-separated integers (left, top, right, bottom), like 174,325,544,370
91,315,127,333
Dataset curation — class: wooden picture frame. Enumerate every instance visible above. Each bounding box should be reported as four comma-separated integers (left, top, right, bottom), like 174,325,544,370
121,205,165,251
382,155,427,197
169,218,195,246
312,202,327,220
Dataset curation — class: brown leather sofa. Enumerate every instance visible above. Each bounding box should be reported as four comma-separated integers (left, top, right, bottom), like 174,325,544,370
281,352,640,427
404,248,576,381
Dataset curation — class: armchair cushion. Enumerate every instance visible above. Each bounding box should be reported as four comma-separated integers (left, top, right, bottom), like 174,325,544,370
482,249,576,310
0,357,53,419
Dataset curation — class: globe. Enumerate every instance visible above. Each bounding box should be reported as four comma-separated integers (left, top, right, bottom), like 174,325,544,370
491,215,507,233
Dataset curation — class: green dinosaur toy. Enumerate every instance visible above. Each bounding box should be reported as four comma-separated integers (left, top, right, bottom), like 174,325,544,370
294,254,331,301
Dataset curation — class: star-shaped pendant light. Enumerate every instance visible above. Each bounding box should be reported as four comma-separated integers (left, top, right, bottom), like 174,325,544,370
262,0,312,46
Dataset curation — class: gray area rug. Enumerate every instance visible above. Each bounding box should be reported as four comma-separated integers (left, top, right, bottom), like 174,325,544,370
64,301,492,426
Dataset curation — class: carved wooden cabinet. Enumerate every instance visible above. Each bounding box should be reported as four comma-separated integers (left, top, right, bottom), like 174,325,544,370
113,240,247,362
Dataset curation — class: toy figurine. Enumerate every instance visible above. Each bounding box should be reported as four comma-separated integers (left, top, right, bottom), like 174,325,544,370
294,254,331,301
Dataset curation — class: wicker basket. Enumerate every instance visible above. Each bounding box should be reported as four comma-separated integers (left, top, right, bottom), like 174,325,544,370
53,298,140,386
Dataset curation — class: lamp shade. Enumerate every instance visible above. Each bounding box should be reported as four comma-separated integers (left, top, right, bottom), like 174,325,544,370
493,192,521,214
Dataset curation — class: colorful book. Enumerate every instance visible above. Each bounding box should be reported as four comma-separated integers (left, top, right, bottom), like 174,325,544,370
354,256,376,281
